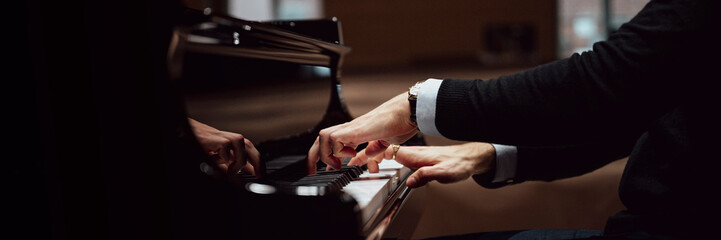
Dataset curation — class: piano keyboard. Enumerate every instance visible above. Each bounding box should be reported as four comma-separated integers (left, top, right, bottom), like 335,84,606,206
236,156,412,226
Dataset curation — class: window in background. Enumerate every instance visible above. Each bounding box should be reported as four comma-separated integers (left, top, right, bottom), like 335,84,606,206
227,0,274,21
609,0,649,31
276,0,323,20
557,0,605,58
227,0,323,21
557,0,648,58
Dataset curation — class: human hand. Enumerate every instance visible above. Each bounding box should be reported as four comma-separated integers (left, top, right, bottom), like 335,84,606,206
188,118,262,177
307,93,419,174
351,142,496,188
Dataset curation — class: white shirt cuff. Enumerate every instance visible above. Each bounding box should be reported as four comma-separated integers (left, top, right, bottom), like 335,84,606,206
491,144,518,183
416,78,443,136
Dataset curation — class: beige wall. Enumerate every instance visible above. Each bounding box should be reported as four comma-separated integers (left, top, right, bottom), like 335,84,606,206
324,0,558,70
409,159,627,239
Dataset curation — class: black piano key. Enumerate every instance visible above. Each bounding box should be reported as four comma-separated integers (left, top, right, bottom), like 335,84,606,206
235,172,258,180
296,174,342,188
325,174,346,188
330,175,348,187
341,166,361,179
247,155,370,192
294,175,332,183
335,174,349,186
319,169,351,185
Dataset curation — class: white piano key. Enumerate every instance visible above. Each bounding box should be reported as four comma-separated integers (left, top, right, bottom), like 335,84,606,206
342,159,411,224
378,159,405,170
343,178,391,223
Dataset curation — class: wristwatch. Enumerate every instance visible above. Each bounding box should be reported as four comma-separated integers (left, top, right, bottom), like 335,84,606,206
408,80,424,124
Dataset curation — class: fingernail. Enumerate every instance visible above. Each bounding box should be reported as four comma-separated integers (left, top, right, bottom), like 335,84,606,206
406,176,417,187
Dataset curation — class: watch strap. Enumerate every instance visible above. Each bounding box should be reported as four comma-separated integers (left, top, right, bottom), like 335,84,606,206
408,81,424,124
409,97,417,123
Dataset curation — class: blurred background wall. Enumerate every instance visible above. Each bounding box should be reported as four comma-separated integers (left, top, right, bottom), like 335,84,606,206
323,0,557,71
187,0,647,71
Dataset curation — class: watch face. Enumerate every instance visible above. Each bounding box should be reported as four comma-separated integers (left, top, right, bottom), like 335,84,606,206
409,83,421,97
410,86,419,94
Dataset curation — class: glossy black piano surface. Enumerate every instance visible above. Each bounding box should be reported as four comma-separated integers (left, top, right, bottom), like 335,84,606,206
170,8,425,240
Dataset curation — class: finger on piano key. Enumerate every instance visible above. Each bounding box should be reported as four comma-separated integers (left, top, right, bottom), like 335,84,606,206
342,159,411,224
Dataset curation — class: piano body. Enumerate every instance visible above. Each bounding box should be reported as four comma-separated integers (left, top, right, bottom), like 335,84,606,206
168,8,426,240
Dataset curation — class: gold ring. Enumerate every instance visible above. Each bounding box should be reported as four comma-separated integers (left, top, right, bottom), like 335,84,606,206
391,144,400,160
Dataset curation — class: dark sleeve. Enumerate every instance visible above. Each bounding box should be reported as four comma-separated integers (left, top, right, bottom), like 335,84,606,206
434,0,712,146
473,135,637,188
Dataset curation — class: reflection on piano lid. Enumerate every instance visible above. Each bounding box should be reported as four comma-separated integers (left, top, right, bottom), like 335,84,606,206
170,8,426,239
168,8,350,80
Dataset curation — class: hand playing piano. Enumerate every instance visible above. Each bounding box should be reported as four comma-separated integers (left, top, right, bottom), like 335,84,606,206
351,142,497,188
307,93,420,174
188,118,262,177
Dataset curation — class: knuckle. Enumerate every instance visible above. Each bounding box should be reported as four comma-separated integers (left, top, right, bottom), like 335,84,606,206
415,168,425,179
328,132,339,142
229,133,244,141
219,138,232,147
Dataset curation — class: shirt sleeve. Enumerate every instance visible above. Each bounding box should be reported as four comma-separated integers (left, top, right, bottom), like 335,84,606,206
490,144,517,183
416,78,443,136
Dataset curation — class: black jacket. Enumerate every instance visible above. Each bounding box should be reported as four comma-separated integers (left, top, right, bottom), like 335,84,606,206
436,0,720,238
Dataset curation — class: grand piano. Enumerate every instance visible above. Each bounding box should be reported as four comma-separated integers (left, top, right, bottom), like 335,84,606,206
168,8,426,240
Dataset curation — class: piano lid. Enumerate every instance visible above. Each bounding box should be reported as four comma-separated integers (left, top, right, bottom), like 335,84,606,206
170,8,354,177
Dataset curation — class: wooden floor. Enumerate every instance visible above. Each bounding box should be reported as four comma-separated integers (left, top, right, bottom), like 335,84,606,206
183,65,627,239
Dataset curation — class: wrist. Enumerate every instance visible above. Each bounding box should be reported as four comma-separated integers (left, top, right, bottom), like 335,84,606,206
408,80,425,126
395,93,418,129
471,142,496,175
